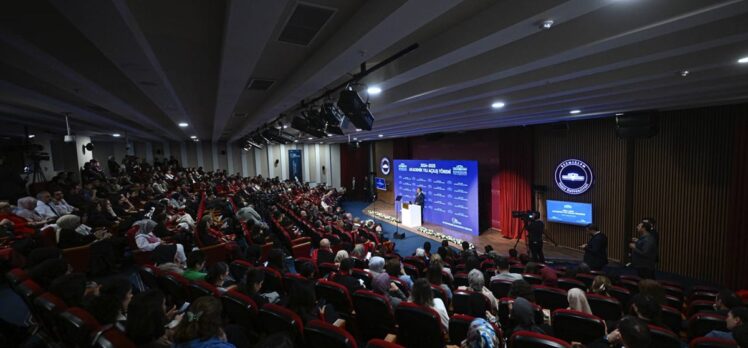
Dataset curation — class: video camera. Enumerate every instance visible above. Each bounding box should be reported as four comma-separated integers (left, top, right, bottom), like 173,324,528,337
512,210,539,221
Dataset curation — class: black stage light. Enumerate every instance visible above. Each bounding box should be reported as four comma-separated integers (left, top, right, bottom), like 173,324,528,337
337,89,374,131
291,115,327,138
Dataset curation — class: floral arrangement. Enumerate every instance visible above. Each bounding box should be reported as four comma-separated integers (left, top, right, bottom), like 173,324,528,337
365,209,474,249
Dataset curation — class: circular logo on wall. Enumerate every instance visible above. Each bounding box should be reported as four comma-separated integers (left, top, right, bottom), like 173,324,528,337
380,157,391,175
555,159,593,195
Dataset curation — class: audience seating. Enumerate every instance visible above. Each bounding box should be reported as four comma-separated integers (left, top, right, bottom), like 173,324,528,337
188,280,220,302
454,272,469,288
449,313,502,346
33,292,67,340
259,303,304,339
687,300,717,317
315,279,354,318
688,312,727,340
137,264,161,291
57,307,102,348
395,302,446,348
125,225,150,265
689,291,719,303
533,286,568,311
158,271,190,307
510,330,572,348
489,279,514,299
16,279,44,311
617,279,639,293
230,259,254,280
92,327,137,348
431,285,450,306
557,278,586,291
586,293,622,321
575,273,595,288
510,265,525,274
689,336,738,348
63,243,92,273
260,266,284,293
352,290,396,342
661,304,684,333
523,273,543,285
221,290,259,334
551,309,606,345
649,324,682,348
665,294,684,310
304,319,358,348
284,272,309,293
402,263,420,279
453,289,492,318
6,268,29,293
498,297,544,333
365,339,406,348
608,286,632,307
318,262,338,277
351,268,373,289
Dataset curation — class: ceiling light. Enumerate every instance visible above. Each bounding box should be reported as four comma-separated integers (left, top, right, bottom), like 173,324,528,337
327,133,333,137
680,70,690,77
738,56,748,64
319,141,324,144
491,101,505,109
615,113,624,116
355,128,362,132
282,124,288,129
367,86,382,95
569,109,581,114
190,135,197,139
294,139,298,143
353,137,358,141
178,122,189,127
541,20,554,30
112,133,121,137
378,134,384,138
308,137,313,140
28,134,35,139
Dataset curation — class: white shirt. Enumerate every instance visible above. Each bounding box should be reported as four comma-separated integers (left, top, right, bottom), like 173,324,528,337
35,200,59,219
432,298,450,332
51,199,75,215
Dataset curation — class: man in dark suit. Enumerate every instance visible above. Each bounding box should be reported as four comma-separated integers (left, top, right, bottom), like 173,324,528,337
630,221,658,279
581,224,608,271
526,212,545,263
414,187,425,207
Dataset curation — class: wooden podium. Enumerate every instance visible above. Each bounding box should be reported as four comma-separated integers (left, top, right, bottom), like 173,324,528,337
401,203,422,227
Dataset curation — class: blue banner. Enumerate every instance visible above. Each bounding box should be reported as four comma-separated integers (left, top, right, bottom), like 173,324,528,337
288,149,302,182
394,159,479,236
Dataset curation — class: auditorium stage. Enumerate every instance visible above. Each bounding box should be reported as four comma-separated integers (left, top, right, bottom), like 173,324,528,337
361,201,584,262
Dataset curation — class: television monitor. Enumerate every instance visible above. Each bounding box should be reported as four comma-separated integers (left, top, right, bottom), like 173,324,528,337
375,177,386,191
546,200,593,226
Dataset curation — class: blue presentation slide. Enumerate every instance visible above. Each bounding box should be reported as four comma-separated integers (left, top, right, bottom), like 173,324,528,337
546,200,593,226
394,159,479,236
375,177,386,191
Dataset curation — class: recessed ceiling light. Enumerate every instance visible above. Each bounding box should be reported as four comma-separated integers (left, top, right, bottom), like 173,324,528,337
319,141,324,144
190,135,197,139
28,134,35,139
326,133,333,137
282,124,288,129
569,109,581,114
738,56,748,64
680,70,690,77
178,122,189,127
355,128,362,132
112,133,121,137
540,19,554,30
307,137,313,140
615,113,624,116
491,101,505,109
293,139,298,143
378,134,384,138
367,86,382,95
353,137,358,141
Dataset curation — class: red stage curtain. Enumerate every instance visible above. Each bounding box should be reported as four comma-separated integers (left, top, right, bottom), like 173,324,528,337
498,128,533,239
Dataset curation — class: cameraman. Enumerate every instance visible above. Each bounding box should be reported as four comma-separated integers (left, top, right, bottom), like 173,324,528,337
526,211,545,263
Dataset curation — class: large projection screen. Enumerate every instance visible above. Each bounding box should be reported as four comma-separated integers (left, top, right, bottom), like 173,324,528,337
394,159,479,236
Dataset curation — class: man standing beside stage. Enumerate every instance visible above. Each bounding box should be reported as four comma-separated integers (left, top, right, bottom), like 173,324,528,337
630,221,658,279
414,187,425,207
526,212,545,263
581,224,608,271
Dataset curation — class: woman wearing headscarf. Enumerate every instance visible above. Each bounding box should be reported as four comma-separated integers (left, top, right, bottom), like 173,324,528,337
371,272,407,310
134,219,187,268
567,288,593,315
57,214,97,249
14,197,49,227
510,297,552,336
367,256,386,276
57,214,122,275
461,318,500,348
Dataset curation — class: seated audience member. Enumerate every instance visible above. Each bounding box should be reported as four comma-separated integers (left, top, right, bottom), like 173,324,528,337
183,250,208,281
205,262,235,293
539,265,558,287
49,273,96,308
371,272,407,309
567,288,593,315
713,289,743,316
431,253,453,280
386,257,413,289
591,276,612,297
288,281,339,325
733,323,748,348
334,249,349,266
367,256,386,276
15,197,50,226
25,247,63,268
134,219,187,267
410,278,449,332
637,279,666,306
332,258,364,294
86,199,120,229
50,190,77,215
126,290,173,348
509,279,536,303
27,258,69,288
507,248,520,264
0,201,37,237
586,316,651,348
458,269,497,312
88,277,132,330
312,238,335,264
461,318,500,348
35,191,60,220
240,268,279,305
422,241,432,259
172,296,235,348
629,294,662,326
414,247,428,263
57,214,105,249
427,262,452,301
490,256,523,282
196,215,226,246
705,306,748,340
510,297,551,336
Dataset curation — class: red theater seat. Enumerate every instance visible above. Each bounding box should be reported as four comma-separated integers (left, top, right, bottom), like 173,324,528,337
158,271,190,307
510,330,571,348
260,266,284,293
395,302,446,348
33,292,68,340
365,339,405,348
453,289,492,318
551,309,606,345
259,303,304,339
316,279,354,318
92,327,137,348
221,290,258,334
557,278,586,291
189,280,221,301
523,273,543,285
304,319,358,348
609,285,632,307
533,286,568,311
586,293,623,321
689,336,738,348
137,264,161,291
489,279,514,299
58,307,102,348
688,312,727,340
353,290,396,341
661,304,684,333
649,324,682,348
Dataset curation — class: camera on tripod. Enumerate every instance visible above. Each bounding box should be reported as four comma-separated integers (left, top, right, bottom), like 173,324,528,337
512,210,538,222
